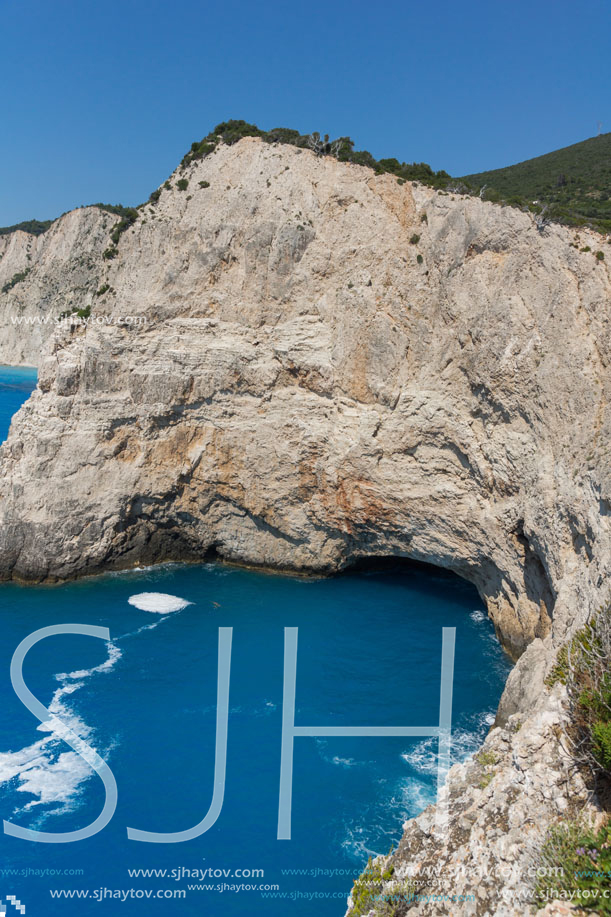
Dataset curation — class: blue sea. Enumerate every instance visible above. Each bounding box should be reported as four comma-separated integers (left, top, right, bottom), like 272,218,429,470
0,365,37,441
0,365,511,915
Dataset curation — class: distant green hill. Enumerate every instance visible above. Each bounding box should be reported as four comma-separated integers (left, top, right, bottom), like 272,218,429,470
462,133,611,233
0,219,53,237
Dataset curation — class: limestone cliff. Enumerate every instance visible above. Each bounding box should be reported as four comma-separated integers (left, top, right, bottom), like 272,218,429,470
1,136,610,914
0,206,116,365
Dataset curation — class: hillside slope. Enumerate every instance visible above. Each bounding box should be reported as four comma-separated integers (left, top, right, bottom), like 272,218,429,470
463,132,611,232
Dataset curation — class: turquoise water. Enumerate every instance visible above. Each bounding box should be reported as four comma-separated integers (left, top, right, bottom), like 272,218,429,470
0,367,512,915
0,365,37,440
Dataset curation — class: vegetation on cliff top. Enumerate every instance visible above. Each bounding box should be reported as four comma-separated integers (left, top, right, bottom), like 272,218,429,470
0,205,136,242
179,119,452,189
534,819,611,913
349,854,404,916
0,219,53,237
532,606,611,910
547,604,611,781
1,123,609,238
463,132,611,234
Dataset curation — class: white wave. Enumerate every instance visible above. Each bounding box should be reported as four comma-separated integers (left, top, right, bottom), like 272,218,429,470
314,739,371,769
401,739,440,777
119,619,168,641
469,609,487,623
0,639,120,815
340,823,382,862
128,592,193,613
400,778,436,814
400,715,496,777
55,642,122,682
15,751,93,810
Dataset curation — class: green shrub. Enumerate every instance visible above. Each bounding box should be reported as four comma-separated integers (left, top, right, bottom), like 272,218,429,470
0,220,52,237
164,181,171,190
475,748,499,788
91,203,136,219
481,187,502,202
549,606,611,778
534,820,611,913
581,245,592,252
177,120,453,193
420,212,428,222
103,246,118,260
176,179,189,192
108,208,138,245
199,180,210,189
417,254,423,264
591,721,611,770
96,284,110,297
462,132,611,235
1,268,31,294
58,305,90,319
595,250,605,260
264,127,303,145
409,233,420,245
149,189,161,203
351,856,396,916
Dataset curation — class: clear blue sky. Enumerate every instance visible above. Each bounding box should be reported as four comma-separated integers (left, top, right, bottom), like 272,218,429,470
1,0,609,225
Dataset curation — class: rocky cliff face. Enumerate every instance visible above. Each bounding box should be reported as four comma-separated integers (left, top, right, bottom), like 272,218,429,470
0,207,115,365
1,137,610,913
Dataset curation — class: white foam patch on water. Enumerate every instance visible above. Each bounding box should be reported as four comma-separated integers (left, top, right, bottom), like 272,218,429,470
128,593,192,613
338,714,496,861
400,713,495,777
0,639,121,815
399,777,436,814
470,609,487,623
120,619,168,640
340,823,383,862
314,739,371,770
55,642,122,682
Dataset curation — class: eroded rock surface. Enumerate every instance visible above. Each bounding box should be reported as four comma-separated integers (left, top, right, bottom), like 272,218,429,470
0,207,116,365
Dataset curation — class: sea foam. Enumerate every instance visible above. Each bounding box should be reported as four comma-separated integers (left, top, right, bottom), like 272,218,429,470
0,639,121,814
127,592,193,613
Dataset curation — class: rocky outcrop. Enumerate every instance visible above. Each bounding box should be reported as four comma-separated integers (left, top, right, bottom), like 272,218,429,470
0,207,115,365
1,137,610,913
350,685,598,916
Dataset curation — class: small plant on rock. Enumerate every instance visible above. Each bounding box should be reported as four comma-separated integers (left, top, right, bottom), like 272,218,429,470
533,819,611,913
